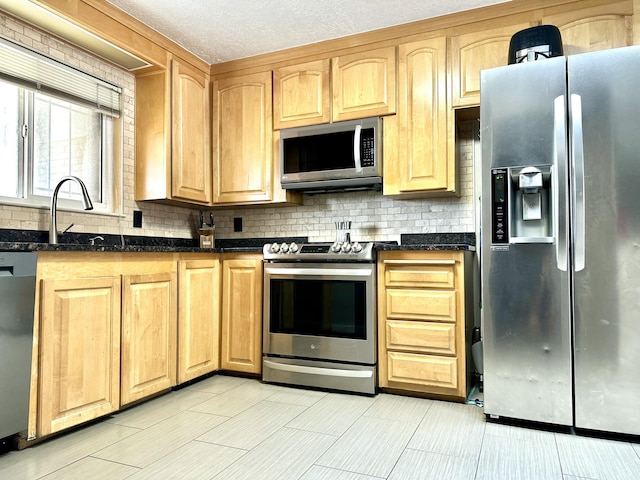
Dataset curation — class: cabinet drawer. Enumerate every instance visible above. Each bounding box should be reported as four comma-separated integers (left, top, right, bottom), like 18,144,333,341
386,320,456,355
384,262,455,289
386,351,458,390
386,289,456,322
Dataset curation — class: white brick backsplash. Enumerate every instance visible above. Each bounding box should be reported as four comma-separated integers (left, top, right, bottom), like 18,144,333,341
0,11,478,243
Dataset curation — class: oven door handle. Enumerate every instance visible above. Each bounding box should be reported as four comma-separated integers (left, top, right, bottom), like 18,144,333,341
265,267,374,277
263,359,373,378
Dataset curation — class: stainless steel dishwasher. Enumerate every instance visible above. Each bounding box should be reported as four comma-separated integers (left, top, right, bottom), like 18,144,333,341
0,252,37,440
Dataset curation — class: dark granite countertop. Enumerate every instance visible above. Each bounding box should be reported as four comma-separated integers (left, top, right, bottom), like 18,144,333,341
0,229,308,254
0,229,475,253
376,233,476,251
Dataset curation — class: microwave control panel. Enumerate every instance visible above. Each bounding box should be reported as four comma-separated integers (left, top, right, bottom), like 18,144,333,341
361,129,375,167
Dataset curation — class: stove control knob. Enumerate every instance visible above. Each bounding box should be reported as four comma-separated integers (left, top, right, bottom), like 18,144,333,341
289,242,299,253
341,242,352,253
352,241,362,253
280,242,289,253
270,242,280,253
331,242,342,253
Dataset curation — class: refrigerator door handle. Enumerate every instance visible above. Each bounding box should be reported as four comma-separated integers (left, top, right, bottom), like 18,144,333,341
554,95,568,272
571,94,586,272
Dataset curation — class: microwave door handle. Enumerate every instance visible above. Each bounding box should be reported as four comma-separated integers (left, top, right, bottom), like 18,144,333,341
354,124,362,172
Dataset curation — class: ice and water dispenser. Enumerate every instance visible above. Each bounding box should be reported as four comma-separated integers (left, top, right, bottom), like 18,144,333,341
490,165,553,244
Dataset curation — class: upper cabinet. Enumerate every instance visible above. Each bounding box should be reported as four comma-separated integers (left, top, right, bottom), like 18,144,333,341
450,21,535,108
171,59,211,203
273,59,330,129
274,46,396,128
542,2,632,55
212,71,300,206
212,71,272,204
332,46,397,122
384,37,455,196
135,56,211,205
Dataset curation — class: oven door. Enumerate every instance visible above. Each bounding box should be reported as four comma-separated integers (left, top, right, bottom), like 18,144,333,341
263,262,376,365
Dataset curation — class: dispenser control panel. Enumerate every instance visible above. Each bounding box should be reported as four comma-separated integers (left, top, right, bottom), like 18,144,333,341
491,168,509,244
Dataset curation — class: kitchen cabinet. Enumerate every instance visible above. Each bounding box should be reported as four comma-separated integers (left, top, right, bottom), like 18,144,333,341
274,47,395,127
542,2,632,55
384,37,456,196
170,58,211,203
213,71,300,206
273,59,330,129
30,252,218,441
377,251,471,400
121,271,177,406
177,258,221,383
135,56,211,205
450,21,535,107
331,46,396,122
221,254,263,374
38,276,121,437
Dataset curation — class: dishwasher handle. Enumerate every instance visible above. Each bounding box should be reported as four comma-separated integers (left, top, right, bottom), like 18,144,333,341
0,266,14,276
0,252,37,277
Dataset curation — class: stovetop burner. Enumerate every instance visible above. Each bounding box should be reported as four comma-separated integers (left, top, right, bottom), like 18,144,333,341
263,241,375,262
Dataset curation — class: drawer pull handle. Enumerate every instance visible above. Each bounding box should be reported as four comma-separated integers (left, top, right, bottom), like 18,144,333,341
382,259,456,265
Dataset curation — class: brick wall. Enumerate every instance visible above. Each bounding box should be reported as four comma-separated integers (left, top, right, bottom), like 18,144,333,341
0,12,477,243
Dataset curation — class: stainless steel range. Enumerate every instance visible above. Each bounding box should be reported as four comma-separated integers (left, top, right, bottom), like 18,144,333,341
262,240,376,395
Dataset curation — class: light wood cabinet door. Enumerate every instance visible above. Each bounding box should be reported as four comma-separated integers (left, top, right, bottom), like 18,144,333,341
274,59,330,129
332,46,396,122
121,271,177,405
450,22,534,107
543,3,632,55
134,66,171,202
38,276,121,436
178,258,221,383
134,59,211,206
213,71,273,204
221,256,263,374
171,58,211,204
384,37,454,196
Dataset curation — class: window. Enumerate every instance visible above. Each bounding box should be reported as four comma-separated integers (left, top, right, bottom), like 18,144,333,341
0,38,122,213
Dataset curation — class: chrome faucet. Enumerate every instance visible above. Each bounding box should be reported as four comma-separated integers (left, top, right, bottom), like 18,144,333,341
88,235,104,246
49,176,94,244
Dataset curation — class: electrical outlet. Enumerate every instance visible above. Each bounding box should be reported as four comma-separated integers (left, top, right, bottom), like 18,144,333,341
234,217,242,232
133,210,142,228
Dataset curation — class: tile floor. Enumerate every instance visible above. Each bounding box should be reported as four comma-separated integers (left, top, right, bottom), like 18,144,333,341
1,374,640,479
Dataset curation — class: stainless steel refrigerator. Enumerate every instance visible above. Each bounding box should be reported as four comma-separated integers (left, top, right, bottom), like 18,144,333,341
480,45,640,435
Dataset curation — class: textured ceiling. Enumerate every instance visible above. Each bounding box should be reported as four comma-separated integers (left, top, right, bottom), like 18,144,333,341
106,0,510,64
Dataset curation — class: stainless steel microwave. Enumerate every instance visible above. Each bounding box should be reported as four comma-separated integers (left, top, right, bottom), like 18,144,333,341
280,117,382,191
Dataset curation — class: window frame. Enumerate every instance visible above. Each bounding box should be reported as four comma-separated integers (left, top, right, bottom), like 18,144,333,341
0,37,124,216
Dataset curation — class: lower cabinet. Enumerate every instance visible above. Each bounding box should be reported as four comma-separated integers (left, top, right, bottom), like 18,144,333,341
31,252,217,441
377,250,472,400
221,254,263,374
121,271,177,406
177,258,221,383
38,276,121,437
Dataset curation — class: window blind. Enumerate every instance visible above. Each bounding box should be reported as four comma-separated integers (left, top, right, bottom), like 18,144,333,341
0,37,122,117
